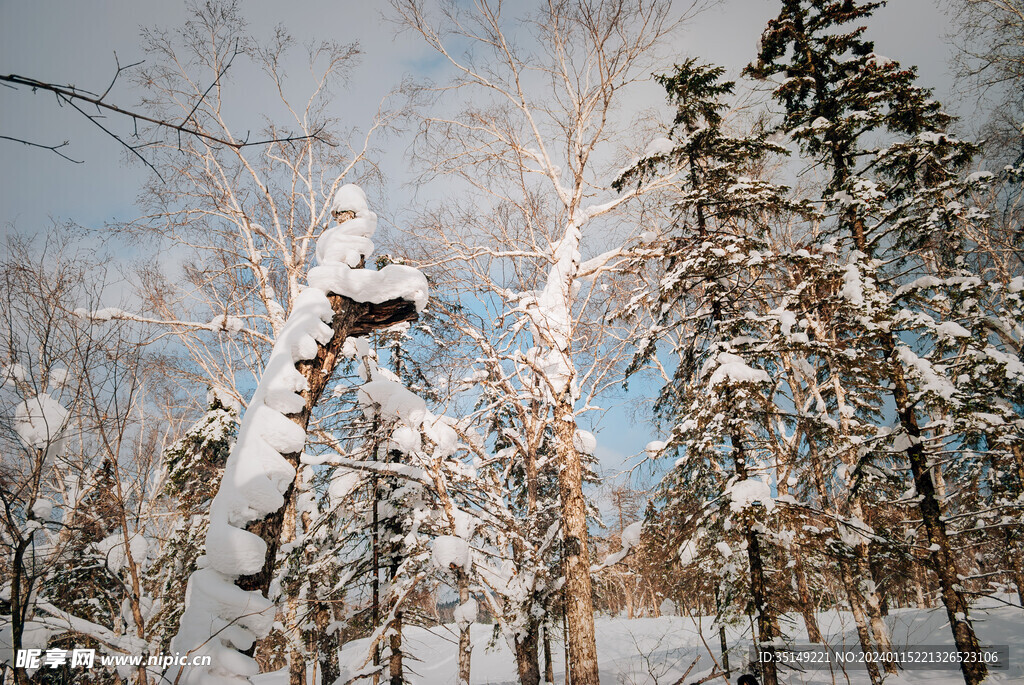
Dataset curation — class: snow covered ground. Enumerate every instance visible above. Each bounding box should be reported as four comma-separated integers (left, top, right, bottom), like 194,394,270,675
252,596,1024,684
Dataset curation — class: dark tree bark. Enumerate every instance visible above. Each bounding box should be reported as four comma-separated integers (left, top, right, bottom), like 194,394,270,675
732,432,779,685
543,622,555,684
892,359,988,685
389,610,404,685
514,615,542,685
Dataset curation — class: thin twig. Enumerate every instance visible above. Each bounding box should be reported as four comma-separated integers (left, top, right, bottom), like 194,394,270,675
4,72,257,149
0,135,82,163
1,58,334,183
181,40,240,130
59,93,165,182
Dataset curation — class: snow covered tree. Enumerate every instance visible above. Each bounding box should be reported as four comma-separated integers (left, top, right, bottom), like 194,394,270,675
57,5,425,682
392,1,692,680
168,185,427,684
146,390,238,653
615,57,802,685
0,234,175,685
746,2,1024,682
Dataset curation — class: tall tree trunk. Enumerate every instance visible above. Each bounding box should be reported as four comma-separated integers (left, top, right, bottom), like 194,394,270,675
10,539,31,685
804,423,884,678
714,583,731,677
868,554,891,616
554,397,600,684
285,489,306,685
308,503,340,685
314,588,340,685
1005,528,1024,608
888,345,988,685
732,432,779,685
514,615,542,685
839,558,884,685
791,544,824,643
844,213,988,684
372,445,382,685
718,624,730,677
543,621,555,684
744,527,779,685
457,570,472,685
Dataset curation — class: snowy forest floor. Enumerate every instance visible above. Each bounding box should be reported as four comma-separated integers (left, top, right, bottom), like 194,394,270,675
250,596,1024,684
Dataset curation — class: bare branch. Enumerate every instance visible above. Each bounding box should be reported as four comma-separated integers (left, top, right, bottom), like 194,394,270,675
0,135,82,164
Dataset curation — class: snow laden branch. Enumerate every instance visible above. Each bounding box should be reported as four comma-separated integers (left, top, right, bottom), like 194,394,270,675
168,185,427,684
72,308,275,345
334,338,486,680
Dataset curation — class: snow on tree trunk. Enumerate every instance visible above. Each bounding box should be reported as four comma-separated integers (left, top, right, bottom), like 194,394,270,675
839,558,884,685
169,185,425,683
732,434,779,685
891,354,989,685
526,219,600,685
389,610,404,685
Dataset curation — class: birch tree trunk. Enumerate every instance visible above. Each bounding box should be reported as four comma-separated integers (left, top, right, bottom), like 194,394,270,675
457,570,472,685
555,397,601,684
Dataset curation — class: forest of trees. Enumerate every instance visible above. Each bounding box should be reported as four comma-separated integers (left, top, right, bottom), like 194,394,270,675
1,1,1022,685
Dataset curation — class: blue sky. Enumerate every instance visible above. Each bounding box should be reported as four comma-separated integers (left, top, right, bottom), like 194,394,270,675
0,0,961,493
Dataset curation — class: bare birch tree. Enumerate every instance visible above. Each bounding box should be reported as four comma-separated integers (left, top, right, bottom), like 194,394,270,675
391,1,701,681
0,232,175,685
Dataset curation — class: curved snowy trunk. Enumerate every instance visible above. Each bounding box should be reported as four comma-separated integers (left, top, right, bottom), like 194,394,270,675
235,291,417,596
170,187,426,684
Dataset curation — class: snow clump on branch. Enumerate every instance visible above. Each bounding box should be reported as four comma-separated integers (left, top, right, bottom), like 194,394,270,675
169,184,429,684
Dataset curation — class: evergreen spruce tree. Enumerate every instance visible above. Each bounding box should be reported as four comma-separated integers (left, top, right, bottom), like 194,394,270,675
747,2,1024,682
146,391,238,652
618,59,803,685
